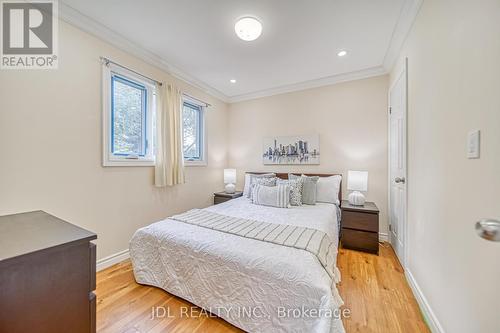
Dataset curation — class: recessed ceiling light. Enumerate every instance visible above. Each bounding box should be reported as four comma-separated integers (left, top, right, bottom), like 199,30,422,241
337,50,347,57
230,79,237,83
235,16,262,41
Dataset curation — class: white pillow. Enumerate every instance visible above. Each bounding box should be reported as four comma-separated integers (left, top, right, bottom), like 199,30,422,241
316,175,342,205
243,173,276,198
251,183,290,208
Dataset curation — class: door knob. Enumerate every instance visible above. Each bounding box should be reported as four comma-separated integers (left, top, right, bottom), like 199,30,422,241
476,219,500,242
395,177,406,184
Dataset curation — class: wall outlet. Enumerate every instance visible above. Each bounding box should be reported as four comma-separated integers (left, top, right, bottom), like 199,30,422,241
467,130,480,159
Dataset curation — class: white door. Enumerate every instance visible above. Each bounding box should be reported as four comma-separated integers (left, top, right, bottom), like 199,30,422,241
389,63,407,267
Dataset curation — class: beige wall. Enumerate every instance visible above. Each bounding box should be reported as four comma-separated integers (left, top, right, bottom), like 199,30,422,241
390,0,500,332
228,76,389,236
0,21,229,261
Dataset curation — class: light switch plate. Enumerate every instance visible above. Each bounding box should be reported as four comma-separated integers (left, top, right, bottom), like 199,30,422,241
467,130,480,159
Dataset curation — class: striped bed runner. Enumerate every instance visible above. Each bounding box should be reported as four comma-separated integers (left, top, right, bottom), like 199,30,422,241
169,209,341,284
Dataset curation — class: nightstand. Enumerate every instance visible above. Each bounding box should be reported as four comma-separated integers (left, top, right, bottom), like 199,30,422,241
213,191,243,205
341,200,379,254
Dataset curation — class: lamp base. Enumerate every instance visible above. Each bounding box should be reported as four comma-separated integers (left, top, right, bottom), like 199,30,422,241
348,191,366,206
225,183,236,194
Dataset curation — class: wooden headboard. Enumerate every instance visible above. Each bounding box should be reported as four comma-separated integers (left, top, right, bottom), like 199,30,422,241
247,172,342,204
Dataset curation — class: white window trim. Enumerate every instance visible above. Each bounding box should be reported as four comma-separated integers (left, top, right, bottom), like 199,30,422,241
102,62,156,167
183,96,207,167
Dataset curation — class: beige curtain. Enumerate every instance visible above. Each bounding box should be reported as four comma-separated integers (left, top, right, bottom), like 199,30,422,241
155,83,185,187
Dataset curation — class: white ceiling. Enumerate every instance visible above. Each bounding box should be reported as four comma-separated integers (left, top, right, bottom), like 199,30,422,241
60,0,420,102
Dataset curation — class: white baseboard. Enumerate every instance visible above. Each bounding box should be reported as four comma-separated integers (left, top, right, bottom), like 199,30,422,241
405,269,445,333
96,249,130,272
379,232,389,242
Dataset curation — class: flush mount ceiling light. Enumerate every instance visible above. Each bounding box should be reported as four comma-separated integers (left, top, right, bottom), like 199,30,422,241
230,79,237,83
337,50,347,57
235,16,262,41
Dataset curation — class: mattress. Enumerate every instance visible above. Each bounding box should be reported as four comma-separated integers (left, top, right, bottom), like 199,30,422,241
130,197,345,333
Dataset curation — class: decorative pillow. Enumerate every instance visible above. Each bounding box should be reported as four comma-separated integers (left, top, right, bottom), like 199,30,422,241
243,173,276,198
295,174,319,205
254,177,277,187
277,178,302,206
251,183,290,208
316,175,342,205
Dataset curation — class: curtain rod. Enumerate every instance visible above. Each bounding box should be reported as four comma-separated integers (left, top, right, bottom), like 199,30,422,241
101,56,212,107
183,93,211,107
100,56,163,86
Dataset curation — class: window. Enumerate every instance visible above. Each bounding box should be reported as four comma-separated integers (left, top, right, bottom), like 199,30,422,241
182,98,206,165
102,62,156,166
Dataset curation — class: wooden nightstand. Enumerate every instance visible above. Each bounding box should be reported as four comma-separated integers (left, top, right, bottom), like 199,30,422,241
341,200,379,254
213,191,243,205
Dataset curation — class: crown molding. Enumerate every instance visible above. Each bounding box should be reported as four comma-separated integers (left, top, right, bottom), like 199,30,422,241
228,66,387,103
59,1,421,104
382,0,424,71
58,3,230,103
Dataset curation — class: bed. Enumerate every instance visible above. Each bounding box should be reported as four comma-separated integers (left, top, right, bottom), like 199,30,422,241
130,173,345,333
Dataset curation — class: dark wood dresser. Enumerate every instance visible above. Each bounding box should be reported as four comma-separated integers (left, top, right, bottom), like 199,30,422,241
0,211,97,333
341,200,379,254
213,191,243,205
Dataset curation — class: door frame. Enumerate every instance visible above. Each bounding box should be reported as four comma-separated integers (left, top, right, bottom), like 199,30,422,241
387,58,409,268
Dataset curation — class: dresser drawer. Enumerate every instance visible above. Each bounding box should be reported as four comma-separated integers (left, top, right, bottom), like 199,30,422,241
90,291,96,333
214,196,231,205
89,242,96,291
342,210,379,232
342,228,379,254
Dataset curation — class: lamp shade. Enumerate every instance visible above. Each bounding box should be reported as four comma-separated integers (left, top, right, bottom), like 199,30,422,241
347,171,368,192
224,169,236,184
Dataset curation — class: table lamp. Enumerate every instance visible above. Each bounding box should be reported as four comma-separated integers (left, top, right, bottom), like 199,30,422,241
224,169,236,194
347,170,368,206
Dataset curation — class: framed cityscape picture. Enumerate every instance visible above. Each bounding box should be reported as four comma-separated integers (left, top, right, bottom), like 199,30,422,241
262,134,320,165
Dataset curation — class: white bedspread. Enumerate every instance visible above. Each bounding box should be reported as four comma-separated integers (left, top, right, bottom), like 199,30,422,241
130,197,345,333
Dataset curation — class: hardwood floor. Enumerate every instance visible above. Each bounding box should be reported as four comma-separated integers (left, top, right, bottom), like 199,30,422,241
337,243,429,333
96,243,429,333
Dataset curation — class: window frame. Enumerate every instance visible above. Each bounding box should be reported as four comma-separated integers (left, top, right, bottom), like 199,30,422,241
182,96,207,167
102,62,156,167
